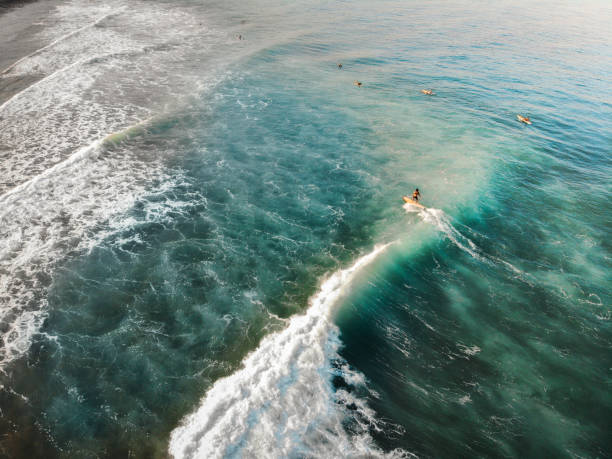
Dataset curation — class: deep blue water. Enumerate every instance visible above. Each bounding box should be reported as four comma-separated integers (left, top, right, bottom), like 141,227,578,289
0,0,610,457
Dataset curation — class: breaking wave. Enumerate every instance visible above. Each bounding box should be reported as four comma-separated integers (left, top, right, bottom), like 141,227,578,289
169,243,411,459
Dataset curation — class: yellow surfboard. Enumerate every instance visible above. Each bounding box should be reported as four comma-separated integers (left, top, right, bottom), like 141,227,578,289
402,196,425,209
517,115,532,125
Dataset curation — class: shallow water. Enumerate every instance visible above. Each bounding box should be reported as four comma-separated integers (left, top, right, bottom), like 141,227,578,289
0,0,610,457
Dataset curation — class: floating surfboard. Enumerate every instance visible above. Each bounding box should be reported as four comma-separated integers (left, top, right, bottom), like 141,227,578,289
517,115,532,124
402,196,425,209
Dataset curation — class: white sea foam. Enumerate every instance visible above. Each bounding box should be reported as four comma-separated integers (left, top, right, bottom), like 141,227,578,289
1,5,127,76
0,0,220,194
0,132,180,369
414,207,488,263
169,243,410,459
457,343,481,356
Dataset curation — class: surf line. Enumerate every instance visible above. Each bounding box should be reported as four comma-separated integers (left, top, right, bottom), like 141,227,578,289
169,243,393,459
0,57,87,113
0,117,152,206
0,138,103,207
1,6,127,76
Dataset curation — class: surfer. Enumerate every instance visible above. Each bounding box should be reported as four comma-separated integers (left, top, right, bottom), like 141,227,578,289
402,190,425,208
421,89,434,95
354,80,362,87
338,63,342,69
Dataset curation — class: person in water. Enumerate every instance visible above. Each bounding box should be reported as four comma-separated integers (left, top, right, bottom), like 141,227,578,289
412,188,421,201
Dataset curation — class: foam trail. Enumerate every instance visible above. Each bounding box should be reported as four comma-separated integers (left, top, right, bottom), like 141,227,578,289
405,205,533,282
405,205,488,262
169,243,408,459
1,6,126,76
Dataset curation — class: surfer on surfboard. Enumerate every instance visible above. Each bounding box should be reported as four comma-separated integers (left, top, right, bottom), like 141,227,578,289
402,188,425,208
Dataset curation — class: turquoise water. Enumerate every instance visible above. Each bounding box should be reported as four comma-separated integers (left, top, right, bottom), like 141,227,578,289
0,0,610,457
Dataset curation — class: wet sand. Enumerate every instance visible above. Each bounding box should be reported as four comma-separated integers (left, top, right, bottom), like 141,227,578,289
0,0,64,105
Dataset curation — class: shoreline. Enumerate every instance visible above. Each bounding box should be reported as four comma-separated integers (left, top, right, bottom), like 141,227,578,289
0,0,64,105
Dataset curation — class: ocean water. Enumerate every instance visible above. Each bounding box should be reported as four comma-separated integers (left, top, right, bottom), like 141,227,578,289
0,0,610,457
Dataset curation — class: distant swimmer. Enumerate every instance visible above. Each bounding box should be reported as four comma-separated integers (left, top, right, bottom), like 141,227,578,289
421,89,434,95
354,80,362,87
517,114,532,124
338,63,343,69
